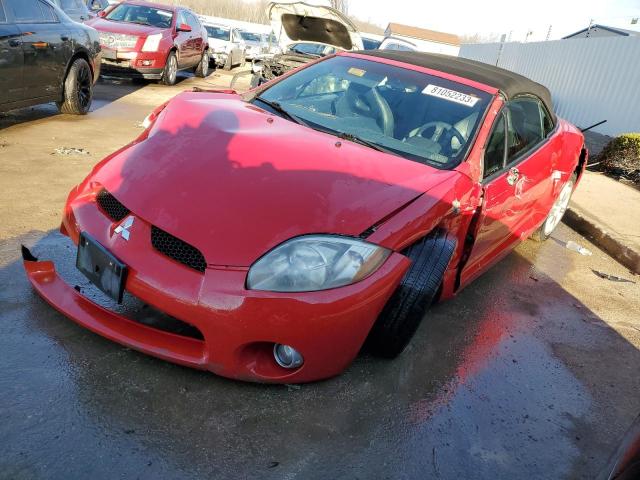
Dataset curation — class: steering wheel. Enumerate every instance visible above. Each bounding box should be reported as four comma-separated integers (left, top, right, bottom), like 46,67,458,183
334,85,394,137
411,121,462,143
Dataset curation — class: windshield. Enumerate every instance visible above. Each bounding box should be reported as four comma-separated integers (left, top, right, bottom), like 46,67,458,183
105,4,174,28
241,32,262,42
206,26,230,40
253,56,492,169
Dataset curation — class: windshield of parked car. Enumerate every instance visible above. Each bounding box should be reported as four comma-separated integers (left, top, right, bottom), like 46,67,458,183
206,26,230,40
241,31,261,42
289,43,336,57
56,0,90,15
362,38,382,50
253,56,493,169
105,4,174,28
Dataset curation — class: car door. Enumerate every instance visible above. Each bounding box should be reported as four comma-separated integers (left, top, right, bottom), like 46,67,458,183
174,10,190,68
5,0,72,100
507,97,561,231
461,98,558,284
230,28,243,65
0,0,25,105
460,110,525,284
185,11,202,66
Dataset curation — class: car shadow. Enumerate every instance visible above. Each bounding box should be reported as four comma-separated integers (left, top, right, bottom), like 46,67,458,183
0,77,146,130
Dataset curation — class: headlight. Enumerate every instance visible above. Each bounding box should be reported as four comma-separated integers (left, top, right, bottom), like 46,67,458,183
247,235,391,292
142,34,162,52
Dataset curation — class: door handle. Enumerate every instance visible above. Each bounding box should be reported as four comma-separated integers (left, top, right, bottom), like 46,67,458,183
507,167,519,186
9,39,21,47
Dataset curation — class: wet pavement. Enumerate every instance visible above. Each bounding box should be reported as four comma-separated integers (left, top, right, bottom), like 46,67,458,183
1,70,640,480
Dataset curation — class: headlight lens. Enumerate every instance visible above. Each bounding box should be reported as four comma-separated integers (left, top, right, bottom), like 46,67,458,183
142,34,162,52
247,235,391,292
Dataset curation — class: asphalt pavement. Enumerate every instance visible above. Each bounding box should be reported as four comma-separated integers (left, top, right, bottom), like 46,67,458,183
1,70,639,480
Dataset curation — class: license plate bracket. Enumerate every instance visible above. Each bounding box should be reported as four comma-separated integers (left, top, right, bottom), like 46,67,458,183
76,232,127,303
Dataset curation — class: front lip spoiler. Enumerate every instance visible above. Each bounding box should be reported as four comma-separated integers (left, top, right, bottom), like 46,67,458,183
21,246,207,369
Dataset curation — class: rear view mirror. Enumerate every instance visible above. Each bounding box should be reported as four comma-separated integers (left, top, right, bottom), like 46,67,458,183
177,23,192,33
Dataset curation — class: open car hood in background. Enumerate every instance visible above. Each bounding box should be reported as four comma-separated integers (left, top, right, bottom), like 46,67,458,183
267,2,362,51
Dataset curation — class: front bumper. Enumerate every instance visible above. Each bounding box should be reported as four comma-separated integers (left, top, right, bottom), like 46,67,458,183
100,49,166,80
23,197,409,383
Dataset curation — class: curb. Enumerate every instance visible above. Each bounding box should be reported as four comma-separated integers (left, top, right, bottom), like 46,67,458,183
563,208,640,274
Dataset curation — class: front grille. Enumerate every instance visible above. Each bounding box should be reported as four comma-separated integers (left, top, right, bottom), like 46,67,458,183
96,189,130,222
151,226,207,273
99,32,138,49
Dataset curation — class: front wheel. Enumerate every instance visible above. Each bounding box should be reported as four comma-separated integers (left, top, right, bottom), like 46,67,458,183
530,174,576,242
57,58,93,115
160,52,178,86
194,50,209,78
366,230,456,358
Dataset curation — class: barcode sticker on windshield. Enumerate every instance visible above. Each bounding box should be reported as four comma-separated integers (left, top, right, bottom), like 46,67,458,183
422,84,480,107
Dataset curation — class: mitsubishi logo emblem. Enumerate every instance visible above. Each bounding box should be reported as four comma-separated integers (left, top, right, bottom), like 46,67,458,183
114,216,134,241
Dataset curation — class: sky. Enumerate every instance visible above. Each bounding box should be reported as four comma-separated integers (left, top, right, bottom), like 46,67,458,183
345,0,640,40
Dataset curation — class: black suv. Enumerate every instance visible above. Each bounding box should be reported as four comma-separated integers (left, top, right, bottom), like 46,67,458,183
0,0,101,115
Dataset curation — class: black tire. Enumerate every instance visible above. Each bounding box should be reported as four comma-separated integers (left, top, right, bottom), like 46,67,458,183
366,230,456,358
57,58,93,115
161,51,178,86
194,50,209,78
530,173,577,242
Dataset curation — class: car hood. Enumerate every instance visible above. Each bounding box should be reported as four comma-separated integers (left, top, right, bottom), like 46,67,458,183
93,92,456,266
85,17,162,36
267,2,362,51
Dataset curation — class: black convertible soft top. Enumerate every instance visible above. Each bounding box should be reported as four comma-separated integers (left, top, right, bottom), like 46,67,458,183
358,50,556,120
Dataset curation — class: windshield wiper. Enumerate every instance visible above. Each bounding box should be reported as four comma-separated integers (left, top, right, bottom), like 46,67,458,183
336,132,395,155
255,97,309,127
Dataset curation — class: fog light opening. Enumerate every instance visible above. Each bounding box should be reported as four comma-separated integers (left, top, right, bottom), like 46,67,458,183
273,344,304,369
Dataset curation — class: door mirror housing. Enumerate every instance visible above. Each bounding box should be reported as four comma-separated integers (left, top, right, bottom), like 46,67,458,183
177,23,192,33
97,10,106,17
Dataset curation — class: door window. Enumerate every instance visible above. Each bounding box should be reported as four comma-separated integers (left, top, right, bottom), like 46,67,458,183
541,103,555,137
185,12,199,30
483,112,507,179
6,0,57,23
506,97,546,163
176,11,187,28
0,1,6,23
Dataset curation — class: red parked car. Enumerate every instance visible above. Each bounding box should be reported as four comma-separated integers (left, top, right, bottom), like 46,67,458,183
22,51,587,383
86,0,209,85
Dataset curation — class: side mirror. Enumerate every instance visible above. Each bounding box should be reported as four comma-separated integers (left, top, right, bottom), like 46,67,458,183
177,23,192,33
97,10,106,17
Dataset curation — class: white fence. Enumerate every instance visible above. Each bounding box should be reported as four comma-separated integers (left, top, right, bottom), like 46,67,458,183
459,36,640,136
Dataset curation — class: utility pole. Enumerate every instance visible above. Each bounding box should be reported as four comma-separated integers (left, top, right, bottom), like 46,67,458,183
586,18,594,37
546,25,552,41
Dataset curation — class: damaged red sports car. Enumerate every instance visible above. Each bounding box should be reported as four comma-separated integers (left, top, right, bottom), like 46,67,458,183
22,51,587,383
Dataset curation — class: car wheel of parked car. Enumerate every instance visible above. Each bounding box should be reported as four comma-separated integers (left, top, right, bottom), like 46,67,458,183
530,174,577,242
366,230,456,358
161,52,178,86
195,51,210,78
223,55,232,71
57,58,93,115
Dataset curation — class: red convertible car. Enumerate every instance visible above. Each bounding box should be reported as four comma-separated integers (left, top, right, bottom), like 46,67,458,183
22,51,587,383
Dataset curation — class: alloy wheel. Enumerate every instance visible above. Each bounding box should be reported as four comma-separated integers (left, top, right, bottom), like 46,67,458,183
543,180,574,236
